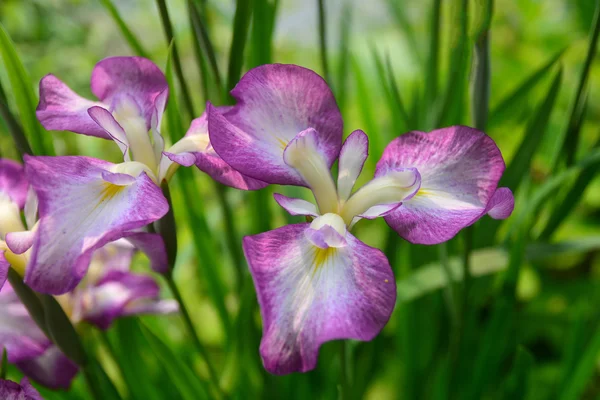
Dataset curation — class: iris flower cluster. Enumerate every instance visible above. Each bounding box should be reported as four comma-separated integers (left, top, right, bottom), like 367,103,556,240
0,56,514,388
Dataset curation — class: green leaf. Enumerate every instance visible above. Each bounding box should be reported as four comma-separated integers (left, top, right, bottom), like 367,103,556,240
500,347,534,399
423,0,441,114
335,3,352,111
226,0,253,98
0,348,6,380
370,47,404,134
99,0,149,58
0,23,54,156
558,320,600,400
0,78,31,158
317,0,330,83
562,0,600,166
385,0,422,67
140,323,210,400
350,56,379,163
488,48,564,128
385,55,411,132
249,0,279,68
470,0,493,130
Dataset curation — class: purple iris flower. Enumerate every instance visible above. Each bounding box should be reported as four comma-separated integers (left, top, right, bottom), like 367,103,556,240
0,377,43,399
30,56,245,294
207,64,514,374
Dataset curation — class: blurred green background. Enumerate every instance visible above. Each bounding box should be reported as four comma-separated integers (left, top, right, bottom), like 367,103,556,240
1,0,600,399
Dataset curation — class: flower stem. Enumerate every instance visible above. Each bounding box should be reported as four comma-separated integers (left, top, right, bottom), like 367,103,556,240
165,276,225,399
339,341,350,399
82,364,103,400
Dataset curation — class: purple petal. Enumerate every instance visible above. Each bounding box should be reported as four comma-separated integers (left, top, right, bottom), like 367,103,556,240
273,193,318,217
88,106,130,159
90,57,168,129
5,230,36,255
359,203,402,220
243,223,396,374
183,113,268,190
338,130,369,201
163,151,196,167
16,345,78,390
23,155,168,294
485,187,514,219
208,64,343,186
101,171,137,186
36,74,109,138
377,126,506,244
0,252,7,290
0,377,43,400
0,159,29,208
122,231,168,274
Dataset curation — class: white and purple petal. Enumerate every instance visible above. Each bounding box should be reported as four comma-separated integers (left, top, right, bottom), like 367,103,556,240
337,130,369,201
0,252,7,290
273,193,319,217
0,159,29,208
36,74,108,138
24,155,168,294
208,64,343,186
16,345,78,390
377,126,506,245
485,187,514,219
90,57,168,129
0,378,43,400
243,223,396,374
122,232,168,274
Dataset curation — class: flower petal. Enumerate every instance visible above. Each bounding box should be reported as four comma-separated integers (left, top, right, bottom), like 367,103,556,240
0,377,43,400
88,106,130,161
5,230,35,255
16,346,78,390
90,57,168,129
24,155,168,294
485,187,514,219
0,252,7,290
337,130,369,201
243,223,396,374
377,126,506,244
208,64,343,185
0,159,28,208
122,231,168,274
181,112,268,190
273,193,318,217
36,74,108,138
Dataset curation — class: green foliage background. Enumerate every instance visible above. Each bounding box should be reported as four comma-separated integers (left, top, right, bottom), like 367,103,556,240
1,0,600,399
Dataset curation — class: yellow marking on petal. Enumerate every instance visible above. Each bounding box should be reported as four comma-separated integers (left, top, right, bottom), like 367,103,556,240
99,182,126,203
1,241,28,277
276,137,288,150
313,247,336,271
384,279,389,283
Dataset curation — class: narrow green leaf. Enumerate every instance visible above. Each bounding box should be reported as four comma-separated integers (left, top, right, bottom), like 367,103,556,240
500,347,534,399
470,0,493,130
0,23,54,156
7,269,49,338
187,0,210,105
226,0,253,97
488,48,564,128
249,0,279,68
335,3,352,111
384,53,411,131
558,321,600,400
0,348,6,380
385,0,422,66
317,0,330,83
424,0,441,111
84,358,124,400
99,0,149,58
350,56,379,162
370,47,403,133
562,0,600,166
0,78,32,158
140,324,210,400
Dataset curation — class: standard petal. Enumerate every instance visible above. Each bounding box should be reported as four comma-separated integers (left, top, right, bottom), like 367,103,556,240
88,106,130,160
90,57,168,129
180,113,268,190
485,187,514,219
24,155,168,294
337,130,369,201
122,231,168,274
16,346,79,390
208,64,343,185
273,193,319,217
0,159,29,208
243,223,396,374
0,377,43,400
36,74,108,138
6,230,36,255
377,126,506,244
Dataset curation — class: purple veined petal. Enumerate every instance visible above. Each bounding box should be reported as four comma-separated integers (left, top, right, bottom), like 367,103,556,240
90,57,168,130
76,270,163,330
273,193,319,217
243,223,396,375
0,159,29,208
0,377,43,400
208,64,343,186
0,283,50,364
359,203,403,220
485,187,514,219
377,126,506,245
88,106,131,161
0,251,8,290
179,112,268,190
151,90,169,165
5,229,36,255
16,345,78,390
337,130,369,201
122,231,168,274
36,74,109,138
163,151,197,167
23,155,168,294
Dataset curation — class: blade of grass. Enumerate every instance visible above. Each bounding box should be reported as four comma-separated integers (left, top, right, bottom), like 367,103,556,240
385,0,422,67
561,0,600,166
317,0,330,83
371,47,404,134
155,0,195,118
226,0,253,97
558,322,600,400
335,2,352,111
0,78,32,158
0,23,54,156
500,346,534,399
99,0,149,58
350,56,380,163
249,0,279,69
385,55,411,131
187,0,210,105
488,48,564,128
424,0,441,112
